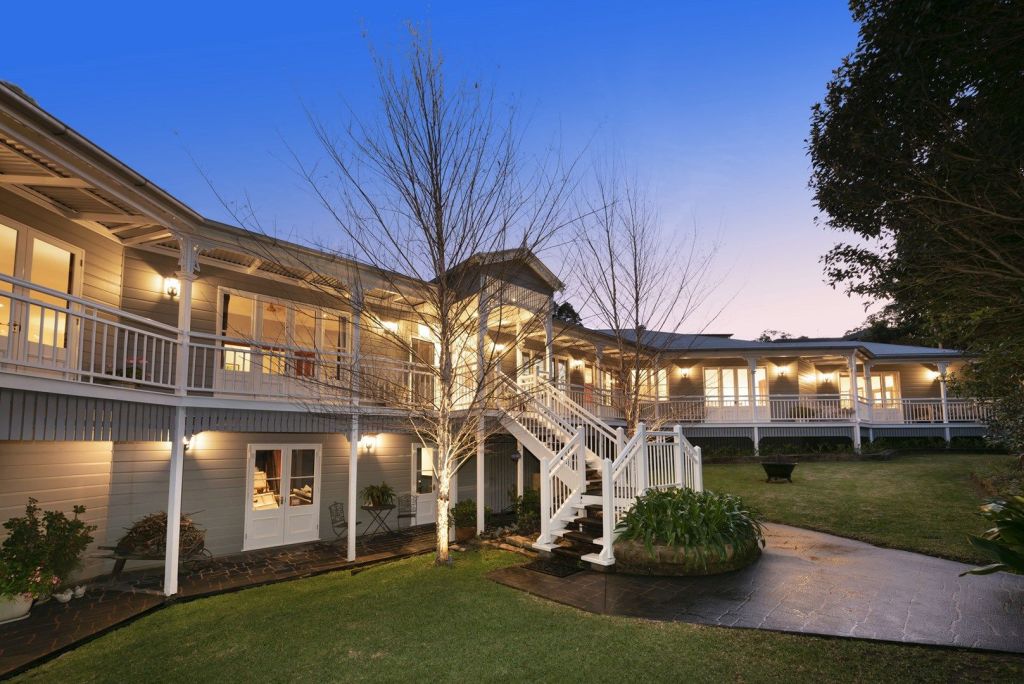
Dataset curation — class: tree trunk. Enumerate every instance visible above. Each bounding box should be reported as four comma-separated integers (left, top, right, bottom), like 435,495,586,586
435,478,451,564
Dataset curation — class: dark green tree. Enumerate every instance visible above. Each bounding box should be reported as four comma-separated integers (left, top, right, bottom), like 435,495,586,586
553,301,583,325
810,0,1024,456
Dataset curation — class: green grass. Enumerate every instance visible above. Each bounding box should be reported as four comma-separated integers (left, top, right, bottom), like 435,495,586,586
16,549,1024,683
704,452,1012,563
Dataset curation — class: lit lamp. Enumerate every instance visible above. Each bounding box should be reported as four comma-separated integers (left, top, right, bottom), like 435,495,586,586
164,277,180,299
678,366,689,379
928,369,942,381
360,434,377,454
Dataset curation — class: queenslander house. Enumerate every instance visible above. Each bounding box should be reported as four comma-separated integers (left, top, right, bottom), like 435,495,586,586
0,84,989,591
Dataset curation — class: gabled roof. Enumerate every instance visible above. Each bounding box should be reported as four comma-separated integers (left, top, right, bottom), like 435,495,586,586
449,248,564,292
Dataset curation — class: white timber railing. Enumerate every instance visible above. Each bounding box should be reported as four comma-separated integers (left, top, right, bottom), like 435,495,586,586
593,422,702,565
536,429,586,549
0,273,181,391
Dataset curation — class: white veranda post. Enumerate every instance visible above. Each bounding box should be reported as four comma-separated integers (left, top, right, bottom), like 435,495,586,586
163,405,186,596
347,415,359,561
849,353,862,452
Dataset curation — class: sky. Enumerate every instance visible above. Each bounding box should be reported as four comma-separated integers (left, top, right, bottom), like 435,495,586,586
3,1,872,339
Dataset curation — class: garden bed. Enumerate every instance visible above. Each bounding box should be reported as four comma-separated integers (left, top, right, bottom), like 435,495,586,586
613,538,760,576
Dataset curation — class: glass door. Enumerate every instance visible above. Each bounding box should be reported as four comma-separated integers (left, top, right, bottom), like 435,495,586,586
245,444,321,550
0,222,81,368
411,445,437,526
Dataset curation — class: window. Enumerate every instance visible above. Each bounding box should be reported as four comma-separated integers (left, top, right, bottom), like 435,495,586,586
414,446,434,494
841,371,899,406
219,290,351,377
704,367,767,406
0,223,16,339
634,368,668,399
222,293,254,372
27,238,74,348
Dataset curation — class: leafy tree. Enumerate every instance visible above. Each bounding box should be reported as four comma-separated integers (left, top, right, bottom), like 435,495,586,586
552,301,583,325
810,0,1024,456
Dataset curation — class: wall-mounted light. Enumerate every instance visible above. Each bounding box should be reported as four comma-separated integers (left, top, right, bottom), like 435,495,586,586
417,324,431,339
381,321,399,333
164,277,180,299
818,371,835,384
182,435,191,452
928,369,941,381
492,342,507,352
359,434,377,454
776,364,789,377
570,358,583,368
678,366,690,379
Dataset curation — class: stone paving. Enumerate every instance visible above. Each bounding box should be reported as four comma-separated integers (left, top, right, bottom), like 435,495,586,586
0,526,437,677
491,523,1024,653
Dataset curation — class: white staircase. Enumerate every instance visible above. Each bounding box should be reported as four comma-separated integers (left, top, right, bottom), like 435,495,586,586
498,373,703,566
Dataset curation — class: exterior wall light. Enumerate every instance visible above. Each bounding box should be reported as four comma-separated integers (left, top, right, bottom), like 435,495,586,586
164,277,180,298
381,321,399,333
928,369,941,381
678,366,689,379
360,434,377,453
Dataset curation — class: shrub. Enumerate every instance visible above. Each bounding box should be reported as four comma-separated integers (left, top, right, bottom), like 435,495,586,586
0,498,95,598
961,495,1024,576
451,499,490,528
616,488,764,564
511,488,540,534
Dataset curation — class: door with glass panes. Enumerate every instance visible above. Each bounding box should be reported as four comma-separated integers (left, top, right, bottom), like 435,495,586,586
0,220,82,367
244,445,321,550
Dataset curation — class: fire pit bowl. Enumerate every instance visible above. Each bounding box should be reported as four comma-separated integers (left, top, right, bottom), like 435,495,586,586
761,462,797,483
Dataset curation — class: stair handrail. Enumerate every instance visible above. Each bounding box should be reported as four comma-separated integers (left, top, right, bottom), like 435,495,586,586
518,373,620,446
537,428,586,548
497,372,578,441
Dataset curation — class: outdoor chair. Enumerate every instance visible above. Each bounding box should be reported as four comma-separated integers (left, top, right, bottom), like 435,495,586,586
396,494,417,533
329,501,361,542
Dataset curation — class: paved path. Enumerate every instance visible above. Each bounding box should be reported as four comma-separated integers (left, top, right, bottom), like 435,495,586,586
491,524,1024,653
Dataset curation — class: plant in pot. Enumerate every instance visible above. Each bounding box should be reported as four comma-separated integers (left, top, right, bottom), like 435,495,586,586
0,499,95,624
360,482,396,508
451,499,490,543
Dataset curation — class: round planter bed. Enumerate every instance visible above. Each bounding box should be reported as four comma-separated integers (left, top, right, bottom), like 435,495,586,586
613,538,761,576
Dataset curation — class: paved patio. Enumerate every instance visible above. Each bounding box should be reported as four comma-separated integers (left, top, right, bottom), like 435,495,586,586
0,526,437,677
491,523,1024,653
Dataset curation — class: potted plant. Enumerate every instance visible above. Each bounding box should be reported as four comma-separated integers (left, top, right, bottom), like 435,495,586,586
0,499,95,624
451,499,490,542
360,482,396,508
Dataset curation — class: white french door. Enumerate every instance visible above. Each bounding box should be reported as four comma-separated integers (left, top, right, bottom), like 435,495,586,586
244,444,322,550
0,220,83,368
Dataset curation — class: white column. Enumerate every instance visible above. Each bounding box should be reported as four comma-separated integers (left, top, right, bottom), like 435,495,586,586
476,429,486,533
173,236,197,396
350,291,363,406
637,422,649,491
514,320,523,378
544,299,554,378
746,357,758,423
863,361,874,422
515,441,524,498
848,353,862,452
346,415,359,561
163,405,186,596
938,362,950,444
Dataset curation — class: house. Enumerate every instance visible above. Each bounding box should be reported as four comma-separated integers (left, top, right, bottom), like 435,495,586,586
0,84,988,591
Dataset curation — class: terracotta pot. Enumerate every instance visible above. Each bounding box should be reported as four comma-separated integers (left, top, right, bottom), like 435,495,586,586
0,594,33,625
455,526,476,543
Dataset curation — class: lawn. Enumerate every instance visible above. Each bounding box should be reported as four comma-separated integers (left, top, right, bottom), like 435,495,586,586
703,452,1011,563
16,549,1024,683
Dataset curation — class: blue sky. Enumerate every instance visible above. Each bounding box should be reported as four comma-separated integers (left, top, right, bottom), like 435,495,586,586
4,1,869,338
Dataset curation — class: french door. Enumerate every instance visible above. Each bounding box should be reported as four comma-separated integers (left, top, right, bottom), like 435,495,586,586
244,444,321,550
0,220,82,367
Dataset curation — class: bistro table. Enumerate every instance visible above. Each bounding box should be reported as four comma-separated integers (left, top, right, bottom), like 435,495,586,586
360,504,396,538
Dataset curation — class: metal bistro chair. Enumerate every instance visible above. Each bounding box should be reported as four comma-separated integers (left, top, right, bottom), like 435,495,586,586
329,501,361,544
396,494,417,535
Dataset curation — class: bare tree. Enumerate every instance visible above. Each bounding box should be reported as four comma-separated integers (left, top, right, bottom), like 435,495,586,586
567,168,719,434
275,30,581,564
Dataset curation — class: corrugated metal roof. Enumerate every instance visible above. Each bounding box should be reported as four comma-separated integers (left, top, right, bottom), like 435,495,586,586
593,329,962,359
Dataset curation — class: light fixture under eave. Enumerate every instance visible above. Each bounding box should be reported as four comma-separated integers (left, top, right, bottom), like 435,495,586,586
381,321,399,333
360,434,378,453
928,369,942,381
164,277,180,298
